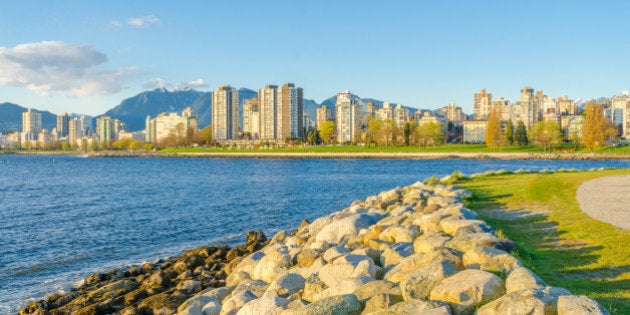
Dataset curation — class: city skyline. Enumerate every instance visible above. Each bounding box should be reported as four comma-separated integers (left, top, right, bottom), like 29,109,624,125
1,1,629,116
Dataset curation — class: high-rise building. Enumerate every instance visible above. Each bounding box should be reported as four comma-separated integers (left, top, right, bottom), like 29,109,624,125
277,83,304,140
242,98,260,140
473,89,492,120
335,91,362,143
22,108,42,134
96,116,116,143
56,113,69,138
611,91,630,138
392,104,408,127
259,85,279,141
557,96,577,115
514,86,537,129
316,105,334,130
145,107,198,144
437,103,464,126
212,85,239,141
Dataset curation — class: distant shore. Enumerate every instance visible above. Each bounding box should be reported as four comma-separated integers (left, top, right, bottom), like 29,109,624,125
86,150,630,160
3,149,630,160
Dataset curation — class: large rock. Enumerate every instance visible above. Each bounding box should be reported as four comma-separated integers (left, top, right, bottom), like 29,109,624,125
231,279,269,299
440,218,492,237
264,272,305,298
312,276,375,301
220,290,257,315
400,261,457,301
236,296,290,315
315,213,383,244
429,269,505,314
380,242,414,269
295,294,362,315
388,300,451,314
353,280,401,301
445,233,498,253
462,246,522,276
476,287,571,315
251,244,292,283
178,296,219,313
413,234,451,254
384,248,462,283
557,295,610,315
322,246,350,262
318,254,381,288
378,225,419,243
302,274,328,303
505,267,547,293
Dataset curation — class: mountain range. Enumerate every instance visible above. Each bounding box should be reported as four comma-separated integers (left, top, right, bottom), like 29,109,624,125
0,88,417,132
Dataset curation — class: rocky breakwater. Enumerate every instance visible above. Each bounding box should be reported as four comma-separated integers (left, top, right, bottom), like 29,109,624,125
19,231,269,315
178,181,610,315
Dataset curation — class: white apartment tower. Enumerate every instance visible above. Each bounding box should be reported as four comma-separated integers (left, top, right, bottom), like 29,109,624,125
473,89,492,120
242,98,260,140
259,85,279,141
277,83,304,140
22,108,42,134
335,91,362,143
212,85,239,141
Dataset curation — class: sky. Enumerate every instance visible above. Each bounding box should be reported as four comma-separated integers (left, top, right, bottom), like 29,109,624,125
0,0,629,116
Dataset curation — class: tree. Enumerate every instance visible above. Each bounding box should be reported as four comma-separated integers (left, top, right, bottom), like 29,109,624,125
582,102,606,151
306,128,318,145
529,120,562,152
514,120,528,146
485,107,503,150
416,122,444,149
366,116,381,147
403,122,411,146
319,121,335,144
129,140,144,151
192,125,213,146
61,142,71,151
504,119,514,146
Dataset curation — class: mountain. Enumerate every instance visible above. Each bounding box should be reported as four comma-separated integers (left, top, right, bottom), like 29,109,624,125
0,102,57,132
103,88,211,131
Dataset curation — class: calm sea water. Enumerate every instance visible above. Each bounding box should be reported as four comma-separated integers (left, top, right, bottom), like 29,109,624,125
1,155,629,313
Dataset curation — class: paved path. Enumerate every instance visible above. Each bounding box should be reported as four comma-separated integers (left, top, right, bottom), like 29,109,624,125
576,175,630,230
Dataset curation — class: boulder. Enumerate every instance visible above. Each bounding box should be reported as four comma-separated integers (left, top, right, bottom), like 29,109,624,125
311,276,375,301
264,272,305,298
362,294,404,314
251,244,292,283
413,235,451,254
231,279,269,299
445,233,498,253
378,225,419,243
476,287,571,315
440,219,492,237
388,300,451,314
429,269,505,314
301,274,328,303
388,205,414,217
178,305,205,315
557,295,610,315
505,267,547,293
380,242,414,269
414,213,445,233
201,299,222,315
315,213,383,245
176,280,202,295
479,238,517,253
220,290,257,315
236,296,290,315
294,294,362,315
352,280,401,301
322,246,350,262
178,296,219,313
462,246,522,276
400,261,457,301
318,254,381,288
384,247,462,283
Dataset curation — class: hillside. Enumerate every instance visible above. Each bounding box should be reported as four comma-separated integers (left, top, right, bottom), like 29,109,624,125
0,102,57,132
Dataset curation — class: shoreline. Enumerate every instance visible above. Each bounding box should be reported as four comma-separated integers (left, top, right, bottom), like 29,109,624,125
87,151,630,160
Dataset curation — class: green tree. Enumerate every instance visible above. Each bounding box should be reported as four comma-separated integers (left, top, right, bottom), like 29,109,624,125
306,128,318,145
61,142,71,151
143,143,154,151
529,120,562,152
504,119,514,145
129,140,144,151
485,107,503,151
366,116,381,147
193,125,213,146
319,121,335,144
80,140,88,152
582,102,606,151
416,122,444,149
514,120,528,146
403,122,411,146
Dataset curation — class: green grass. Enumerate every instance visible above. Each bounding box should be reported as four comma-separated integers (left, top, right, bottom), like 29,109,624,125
457,170,630,313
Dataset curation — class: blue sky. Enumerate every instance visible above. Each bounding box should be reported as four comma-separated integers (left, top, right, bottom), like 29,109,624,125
0,1,628,116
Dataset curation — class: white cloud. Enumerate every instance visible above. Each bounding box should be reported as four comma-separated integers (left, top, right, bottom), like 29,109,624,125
142,77,167,90
108,20,122,30
142,78,208,91
0,41,133,97
127,15,161,28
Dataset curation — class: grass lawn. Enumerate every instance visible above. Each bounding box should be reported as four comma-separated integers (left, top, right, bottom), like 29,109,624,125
457,169,630,313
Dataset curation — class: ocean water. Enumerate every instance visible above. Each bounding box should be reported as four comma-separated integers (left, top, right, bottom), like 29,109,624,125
1,155,629,313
